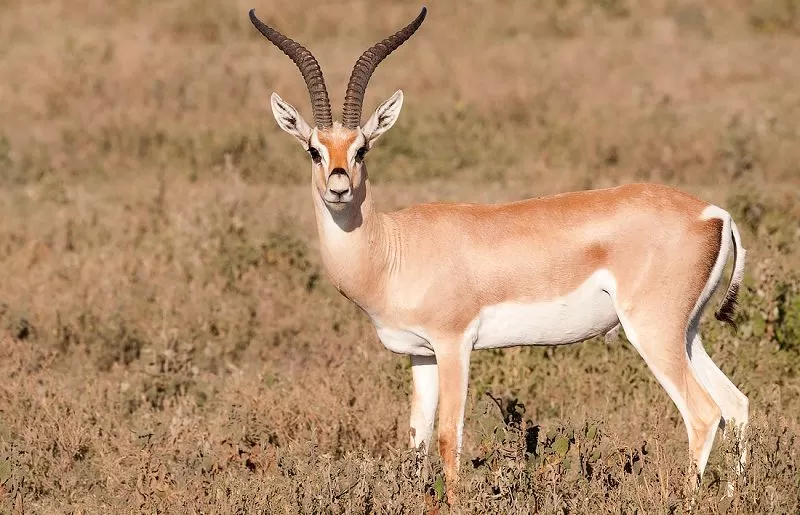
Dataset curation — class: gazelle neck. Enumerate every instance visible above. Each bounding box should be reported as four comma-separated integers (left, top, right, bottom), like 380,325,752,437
312,175,390,311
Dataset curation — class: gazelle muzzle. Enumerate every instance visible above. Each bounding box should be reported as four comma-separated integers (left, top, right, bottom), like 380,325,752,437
324,168,353,204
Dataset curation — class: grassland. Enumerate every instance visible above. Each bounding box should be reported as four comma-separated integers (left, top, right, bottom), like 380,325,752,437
0,0,799,513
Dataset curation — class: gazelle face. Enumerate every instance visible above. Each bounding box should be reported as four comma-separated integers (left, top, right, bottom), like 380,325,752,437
270,90,404,213
309,126,366,209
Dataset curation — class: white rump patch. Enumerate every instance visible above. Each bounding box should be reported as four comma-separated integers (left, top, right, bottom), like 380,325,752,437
700,204,729,221
693,204,733,324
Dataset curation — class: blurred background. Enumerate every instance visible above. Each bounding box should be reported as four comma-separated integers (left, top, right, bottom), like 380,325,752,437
0,0,798,512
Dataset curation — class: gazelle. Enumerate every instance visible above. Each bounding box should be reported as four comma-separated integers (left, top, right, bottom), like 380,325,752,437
249,6,749,500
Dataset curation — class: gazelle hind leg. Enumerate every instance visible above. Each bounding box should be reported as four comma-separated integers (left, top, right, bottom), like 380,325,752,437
688,331,749,476
616,312,722,480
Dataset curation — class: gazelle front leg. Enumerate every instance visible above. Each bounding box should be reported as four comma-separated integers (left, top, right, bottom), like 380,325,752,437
435,342,471,504
409,355,439,451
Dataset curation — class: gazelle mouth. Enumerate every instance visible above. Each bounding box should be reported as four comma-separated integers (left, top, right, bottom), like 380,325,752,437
323,191,354,205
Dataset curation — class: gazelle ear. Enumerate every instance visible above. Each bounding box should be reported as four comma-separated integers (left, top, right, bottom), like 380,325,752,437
361,90,403,145
271,92,313,145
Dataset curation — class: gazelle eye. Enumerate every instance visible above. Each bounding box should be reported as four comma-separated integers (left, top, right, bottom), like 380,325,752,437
355,146,368,162
308,147,321,163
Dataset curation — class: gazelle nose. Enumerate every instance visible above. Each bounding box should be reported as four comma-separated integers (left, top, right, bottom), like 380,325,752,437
327,169,351,195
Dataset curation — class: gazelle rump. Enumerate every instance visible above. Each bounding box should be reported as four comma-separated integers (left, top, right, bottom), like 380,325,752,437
249,6,749,501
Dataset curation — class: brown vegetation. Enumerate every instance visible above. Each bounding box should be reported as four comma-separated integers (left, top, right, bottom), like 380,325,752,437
0,0,799,512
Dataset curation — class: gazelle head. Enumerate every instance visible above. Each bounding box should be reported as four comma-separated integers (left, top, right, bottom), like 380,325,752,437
249,7,426,213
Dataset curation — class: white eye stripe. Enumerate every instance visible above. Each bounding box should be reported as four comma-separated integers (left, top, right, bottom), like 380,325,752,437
308,132,329,167
347,135,368,163
318,144,330,167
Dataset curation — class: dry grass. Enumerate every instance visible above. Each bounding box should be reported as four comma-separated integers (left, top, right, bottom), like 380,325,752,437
0,0,799,513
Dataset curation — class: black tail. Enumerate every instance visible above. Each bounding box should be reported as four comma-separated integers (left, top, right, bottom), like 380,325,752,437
714,220,745,330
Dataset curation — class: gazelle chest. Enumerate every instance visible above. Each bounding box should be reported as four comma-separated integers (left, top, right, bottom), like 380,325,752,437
373,324,436,357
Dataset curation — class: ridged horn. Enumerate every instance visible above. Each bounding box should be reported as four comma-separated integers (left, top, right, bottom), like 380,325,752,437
249,9,333,129
341,7,427,129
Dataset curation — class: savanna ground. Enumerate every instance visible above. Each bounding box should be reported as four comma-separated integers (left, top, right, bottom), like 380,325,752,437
0,0,799,513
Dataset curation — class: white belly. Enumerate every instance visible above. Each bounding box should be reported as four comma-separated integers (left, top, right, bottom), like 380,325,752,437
474,272,619,349
373,270,620,355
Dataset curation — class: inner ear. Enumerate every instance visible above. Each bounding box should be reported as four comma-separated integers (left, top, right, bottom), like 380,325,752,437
362,90,404,144
271,92,313,145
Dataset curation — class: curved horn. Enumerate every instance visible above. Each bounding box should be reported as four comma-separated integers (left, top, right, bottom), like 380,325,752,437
342,7,427,129
249,9,333,129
